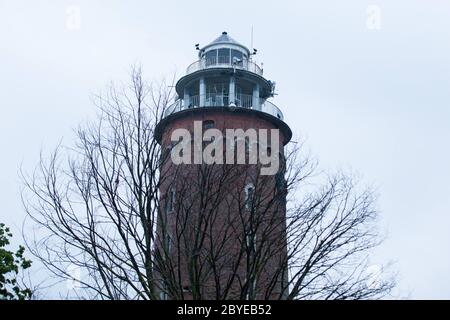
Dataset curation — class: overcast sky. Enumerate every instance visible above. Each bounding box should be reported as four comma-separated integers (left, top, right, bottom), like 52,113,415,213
1,0,449,299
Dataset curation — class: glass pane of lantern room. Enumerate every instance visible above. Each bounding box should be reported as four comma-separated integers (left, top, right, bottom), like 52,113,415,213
231,50,243,66
218,48,230,64
205,50,217,66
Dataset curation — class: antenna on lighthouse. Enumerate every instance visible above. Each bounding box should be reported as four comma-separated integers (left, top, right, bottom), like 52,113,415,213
251,25,254,53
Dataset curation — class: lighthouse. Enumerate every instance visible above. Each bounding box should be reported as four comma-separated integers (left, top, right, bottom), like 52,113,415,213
154,32,292,300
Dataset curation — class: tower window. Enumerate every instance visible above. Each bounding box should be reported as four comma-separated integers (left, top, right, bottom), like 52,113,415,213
245,232,257,252
244,183,255,210
245,231,257,299
167,234,173,254
203,120,215,130
166,188,176,213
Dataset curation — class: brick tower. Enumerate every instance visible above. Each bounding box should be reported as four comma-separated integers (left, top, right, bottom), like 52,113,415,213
154,32,292,300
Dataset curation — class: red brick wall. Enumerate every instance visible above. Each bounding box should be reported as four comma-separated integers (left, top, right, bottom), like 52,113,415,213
155,109,289,300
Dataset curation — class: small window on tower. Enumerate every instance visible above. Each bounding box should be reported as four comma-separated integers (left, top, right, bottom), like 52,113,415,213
245,232,257,252
203,120,215,130
166,188,176,213
166,235,173,254
244,183,255,210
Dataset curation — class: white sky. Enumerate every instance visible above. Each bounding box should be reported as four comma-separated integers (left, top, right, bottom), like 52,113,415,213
1,0,449,299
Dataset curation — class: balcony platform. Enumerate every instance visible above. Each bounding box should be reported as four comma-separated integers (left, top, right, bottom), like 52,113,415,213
164,96,284,121
175,61,272,98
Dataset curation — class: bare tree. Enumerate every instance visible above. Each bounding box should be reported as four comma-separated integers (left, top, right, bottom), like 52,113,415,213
21,67,394,300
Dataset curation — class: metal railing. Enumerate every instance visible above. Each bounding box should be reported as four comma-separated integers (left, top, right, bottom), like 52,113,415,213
187,94,253,109
163,94,283,121
261,100,284,120
203,93,228,107
186,58,263,76
236,94,253,109
164,99,183,116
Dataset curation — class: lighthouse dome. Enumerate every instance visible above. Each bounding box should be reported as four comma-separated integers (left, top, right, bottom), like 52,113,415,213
199,31,251,59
